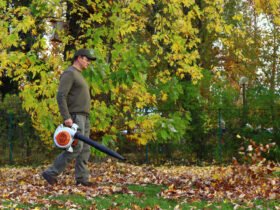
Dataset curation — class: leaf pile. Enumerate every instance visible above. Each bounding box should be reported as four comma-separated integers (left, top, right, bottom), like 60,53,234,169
159,163,279,202
0,159,279,208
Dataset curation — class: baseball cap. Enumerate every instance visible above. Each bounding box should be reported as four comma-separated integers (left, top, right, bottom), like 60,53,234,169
74,49,96,60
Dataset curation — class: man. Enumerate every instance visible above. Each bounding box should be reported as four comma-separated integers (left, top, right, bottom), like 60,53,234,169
42,49,96,186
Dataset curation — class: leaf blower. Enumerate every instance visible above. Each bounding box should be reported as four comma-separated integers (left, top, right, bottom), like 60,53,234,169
53,124,125,161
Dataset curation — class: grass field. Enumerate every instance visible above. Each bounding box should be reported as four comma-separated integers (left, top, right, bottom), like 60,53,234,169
2,184,279,209
0,161,279,209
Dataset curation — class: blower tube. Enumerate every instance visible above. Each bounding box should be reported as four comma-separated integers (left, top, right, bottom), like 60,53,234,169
74,133,126,161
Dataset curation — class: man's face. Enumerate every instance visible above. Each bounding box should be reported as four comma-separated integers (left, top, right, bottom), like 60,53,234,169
78,56,91,70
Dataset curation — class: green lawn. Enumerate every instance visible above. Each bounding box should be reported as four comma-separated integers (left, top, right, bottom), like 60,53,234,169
2,184,279,209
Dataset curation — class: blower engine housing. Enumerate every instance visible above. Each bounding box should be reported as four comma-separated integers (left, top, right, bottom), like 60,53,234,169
53,124,78,152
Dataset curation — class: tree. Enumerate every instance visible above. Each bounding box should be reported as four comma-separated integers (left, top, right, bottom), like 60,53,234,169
0,0,204,148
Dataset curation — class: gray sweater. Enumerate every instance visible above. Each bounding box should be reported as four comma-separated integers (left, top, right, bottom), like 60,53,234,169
57,66,91,120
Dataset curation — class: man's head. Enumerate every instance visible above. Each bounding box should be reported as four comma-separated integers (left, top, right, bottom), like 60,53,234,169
72,49,96,70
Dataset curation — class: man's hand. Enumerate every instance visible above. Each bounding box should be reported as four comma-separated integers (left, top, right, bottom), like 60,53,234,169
64,118,73,127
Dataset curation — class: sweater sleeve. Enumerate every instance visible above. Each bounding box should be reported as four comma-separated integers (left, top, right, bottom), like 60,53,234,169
56,70,74,120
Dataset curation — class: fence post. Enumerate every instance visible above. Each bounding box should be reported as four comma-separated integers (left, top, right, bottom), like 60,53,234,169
145,144,149,163
8,113,14,164
218,108,222,163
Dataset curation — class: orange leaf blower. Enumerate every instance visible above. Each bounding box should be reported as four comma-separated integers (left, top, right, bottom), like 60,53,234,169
53,124,125,161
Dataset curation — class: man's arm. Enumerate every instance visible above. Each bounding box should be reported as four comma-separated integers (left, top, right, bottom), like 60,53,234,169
57,70,74,122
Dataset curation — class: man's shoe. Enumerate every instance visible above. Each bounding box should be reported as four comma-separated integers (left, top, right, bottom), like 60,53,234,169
42,172,57,185
76,181,95,187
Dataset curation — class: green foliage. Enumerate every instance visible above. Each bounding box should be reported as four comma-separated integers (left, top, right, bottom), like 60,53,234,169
156,111,191,143
0,94,44,164
1,0,280,163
